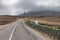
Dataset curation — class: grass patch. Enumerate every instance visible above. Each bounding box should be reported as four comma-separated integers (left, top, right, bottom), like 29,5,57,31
26,21,60,40
38,23,60,30
0,16,19,25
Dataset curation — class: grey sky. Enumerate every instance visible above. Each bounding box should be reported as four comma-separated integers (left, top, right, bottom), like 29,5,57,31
0,0,60,15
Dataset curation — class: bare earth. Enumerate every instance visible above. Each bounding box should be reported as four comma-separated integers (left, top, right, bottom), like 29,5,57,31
26,17,60,26
0,16,19,25
25,17,60,40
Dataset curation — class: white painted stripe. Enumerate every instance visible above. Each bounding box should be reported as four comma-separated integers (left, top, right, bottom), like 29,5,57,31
8,21,19,40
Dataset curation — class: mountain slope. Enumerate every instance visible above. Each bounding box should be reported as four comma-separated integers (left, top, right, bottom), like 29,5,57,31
20,11,60,17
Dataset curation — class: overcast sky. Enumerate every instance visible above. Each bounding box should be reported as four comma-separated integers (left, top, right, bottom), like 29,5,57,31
0,0,60,15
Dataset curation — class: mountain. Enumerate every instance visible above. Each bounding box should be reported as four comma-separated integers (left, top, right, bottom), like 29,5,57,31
20,11,60,17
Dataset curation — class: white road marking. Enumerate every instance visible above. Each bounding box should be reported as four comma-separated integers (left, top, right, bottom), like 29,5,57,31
0,22,16,31
8,21,19,40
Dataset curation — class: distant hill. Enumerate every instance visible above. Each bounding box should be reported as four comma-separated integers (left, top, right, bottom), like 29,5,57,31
20,11,60,17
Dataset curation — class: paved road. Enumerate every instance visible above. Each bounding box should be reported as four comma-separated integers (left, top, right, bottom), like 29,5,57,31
0,21,17,40
0,19,47,40
12,20,37,40
0,19,37,40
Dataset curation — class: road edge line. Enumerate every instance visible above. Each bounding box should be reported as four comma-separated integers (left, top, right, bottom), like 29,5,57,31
8,21,18,40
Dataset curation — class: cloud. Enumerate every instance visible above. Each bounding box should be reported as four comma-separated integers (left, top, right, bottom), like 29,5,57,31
0,0,60,15
36,0,60,7
0,0,19,15
16,0,60,11
1,0,19,6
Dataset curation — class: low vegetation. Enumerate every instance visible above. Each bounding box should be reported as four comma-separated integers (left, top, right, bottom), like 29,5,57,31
38,23,60,30
25,17,60,40
26,21,60,40
0,16,19,25
25,16,60,29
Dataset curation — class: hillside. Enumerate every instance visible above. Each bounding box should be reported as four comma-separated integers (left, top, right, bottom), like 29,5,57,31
20,11,60,17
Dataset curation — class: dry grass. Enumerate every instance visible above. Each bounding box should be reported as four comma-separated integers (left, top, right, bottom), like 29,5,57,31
0,16,19,25
25,17,60,40
26,17,60,26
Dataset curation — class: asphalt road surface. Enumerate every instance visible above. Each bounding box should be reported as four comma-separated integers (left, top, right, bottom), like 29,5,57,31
0,19,47,40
